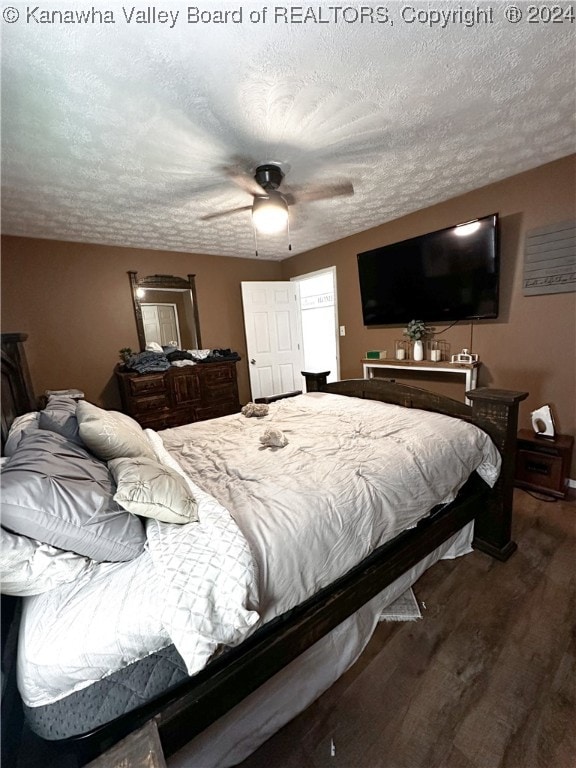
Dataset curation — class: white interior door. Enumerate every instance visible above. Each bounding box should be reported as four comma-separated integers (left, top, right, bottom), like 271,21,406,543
241,282,303,400
141,304,181,347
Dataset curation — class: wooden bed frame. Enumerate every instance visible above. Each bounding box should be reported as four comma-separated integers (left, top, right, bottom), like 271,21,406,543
0,334,528,766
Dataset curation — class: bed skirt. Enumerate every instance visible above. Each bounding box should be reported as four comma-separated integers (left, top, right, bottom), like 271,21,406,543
168,522,473,768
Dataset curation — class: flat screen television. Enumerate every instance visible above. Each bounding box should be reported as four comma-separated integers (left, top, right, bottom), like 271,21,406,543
357,213,500,325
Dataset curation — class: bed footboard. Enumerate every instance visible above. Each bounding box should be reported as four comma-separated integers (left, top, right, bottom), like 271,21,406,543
303,372,528,561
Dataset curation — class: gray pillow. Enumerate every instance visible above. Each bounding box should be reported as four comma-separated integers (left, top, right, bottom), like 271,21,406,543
3,412,40,456
38,396,82,444
1,430,145,562
76,401,156,462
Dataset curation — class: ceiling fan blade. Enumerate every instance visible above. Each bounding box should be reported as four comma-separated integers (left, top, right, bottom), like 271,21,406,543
200,205,253,221
222,160,266,197
291,181,354,203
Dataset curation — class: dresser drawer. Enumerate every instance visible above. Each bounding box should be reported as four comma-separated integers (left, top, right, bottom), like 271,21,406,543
200,366,237,402
516,448,564,494
202,365,234,386
131,394,170,414
132,407,193,431
515,429,574,499
137,413,178,431
195,401,240,422
204,383,237,403
128,375,165,397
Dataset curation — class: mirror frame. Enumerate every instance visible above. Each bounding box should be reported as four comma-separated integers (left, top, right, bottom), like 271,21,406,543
128,271,202,351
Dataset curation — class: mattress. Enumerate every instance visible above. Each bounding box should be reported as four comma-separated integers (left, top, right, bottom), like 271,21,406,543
18,393,499,742
24,644,188,740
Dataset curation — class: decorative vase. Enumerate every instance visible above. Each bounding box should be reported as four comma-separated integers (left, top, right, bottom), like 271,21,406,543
413,340,424,361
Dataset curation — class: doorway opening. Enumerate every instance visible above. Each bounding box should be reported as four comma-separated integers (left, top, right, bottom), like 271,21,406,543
291,267,339,384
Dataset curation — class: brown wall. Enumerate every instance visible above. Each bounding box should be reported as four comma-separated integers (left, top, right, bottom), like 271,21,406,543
280,155,576,477
0,238,281,406
2,155,575,477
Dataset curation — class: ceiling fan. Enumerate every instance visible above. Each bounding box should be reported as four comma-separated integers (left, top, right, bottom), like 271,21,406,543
200,162,354,245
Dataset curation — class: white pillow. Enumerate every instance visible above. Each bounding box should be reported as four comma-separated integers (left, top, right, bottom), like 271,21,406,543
76,401,156,461
109,457,199,524
0,527,92,596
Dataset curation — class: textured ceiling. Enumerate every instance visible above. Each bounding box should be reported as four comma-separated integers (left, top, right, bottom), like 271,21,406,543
2,2,575,260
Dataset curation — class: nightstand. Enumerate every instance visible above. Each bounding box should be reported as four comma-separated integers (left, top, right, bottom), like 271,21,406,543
515,429,574,499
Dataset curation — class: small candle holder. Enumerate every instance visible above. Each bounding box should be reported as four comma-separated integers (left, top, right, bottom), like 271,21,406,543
426,339,450,362
395,340,410,360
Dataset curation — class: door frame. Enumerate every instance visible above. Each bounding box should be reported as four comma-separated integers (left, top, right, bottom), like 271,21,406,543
290,266,340,382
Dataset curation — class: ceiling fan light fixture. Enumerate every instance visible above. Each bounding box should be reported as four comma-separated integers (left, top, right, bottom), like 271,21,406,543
252,194,289,234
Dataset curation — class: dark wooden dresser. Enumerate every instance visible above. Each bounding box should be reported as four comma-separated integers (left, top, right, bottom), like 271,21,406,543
115,361,240,429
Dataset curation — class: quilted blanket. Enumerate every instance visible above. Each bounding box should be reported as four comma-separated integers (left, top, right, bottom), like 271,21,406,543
145,431,259,674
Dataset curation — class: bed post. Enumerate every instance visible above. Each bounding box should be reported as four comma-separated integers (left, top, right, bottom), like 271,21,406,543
302,371,330,392
1,333,35,450
466,388,528,561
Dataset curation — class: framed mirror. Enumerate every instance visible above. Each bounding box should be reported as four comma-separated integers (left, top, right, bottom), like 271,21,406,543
129,272,202,352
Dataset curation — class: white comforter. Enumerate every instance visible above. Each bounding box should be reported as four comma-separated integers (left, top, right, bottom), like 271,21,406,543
160,392,500,621
18,392,500,708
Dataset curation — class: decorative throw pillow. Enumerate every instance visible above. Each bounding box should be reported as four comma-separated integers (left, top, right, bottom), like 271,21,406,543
76,401,156,462
0,527,92,596
0,430,146,562
108,457,199,524
38,395,82,444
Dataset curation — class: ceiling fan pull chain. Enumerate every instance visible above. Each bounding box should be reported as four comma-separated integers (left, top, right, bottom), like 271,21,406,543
287,211,292,252
253,222,259,257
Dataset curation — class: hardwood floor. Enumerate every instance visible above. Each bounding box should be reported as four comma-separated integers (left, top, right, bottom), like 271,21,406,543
238,489,576,768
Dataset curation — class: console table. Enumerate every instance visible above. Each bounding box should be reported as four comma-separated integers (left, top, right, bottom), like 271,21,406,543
362,359,480,405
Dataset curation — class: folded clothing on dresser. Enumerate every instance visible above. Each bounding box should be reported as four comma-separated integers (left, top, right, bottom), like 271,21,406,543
125,351,171,373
